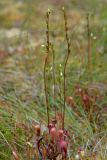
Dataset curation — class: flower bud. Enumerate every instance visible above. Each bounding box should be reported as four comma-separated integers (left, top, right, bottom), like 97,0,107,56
57,129,64,139
50,127,57,142
48,122,56,133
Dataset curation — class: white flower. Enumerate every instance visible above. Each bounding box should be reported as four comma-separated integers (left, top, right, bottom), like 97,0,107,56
41,44,45,48
50,66,53,71
90,33,93,37
93,36,97,40
60,72,63,76
48,9,51,13
75,154,79,159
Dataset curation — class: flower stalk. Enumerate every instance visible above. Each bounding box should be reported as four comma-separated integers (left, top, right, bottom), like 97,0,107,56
44,9,51,126
62,8,71,129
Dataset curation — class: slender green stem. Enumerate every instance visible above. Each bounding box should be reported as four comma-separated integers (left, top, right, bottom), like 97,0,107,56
44,10,51,126
62,8,71,129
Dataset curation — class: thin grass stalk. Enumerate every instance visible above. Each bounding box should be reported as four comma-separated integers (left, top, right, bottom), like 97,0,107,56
44,9,51,126
87,13,91,71
0,131,20,160
62,8,71,129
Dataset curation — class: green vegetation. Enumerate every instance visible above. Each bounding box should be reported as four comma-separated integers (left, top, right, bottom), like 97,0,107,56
0,0,107,159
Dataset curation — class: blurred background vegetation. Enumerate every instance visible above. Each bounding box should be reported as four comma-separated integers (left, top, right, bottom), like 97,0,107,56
0,0,107,159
